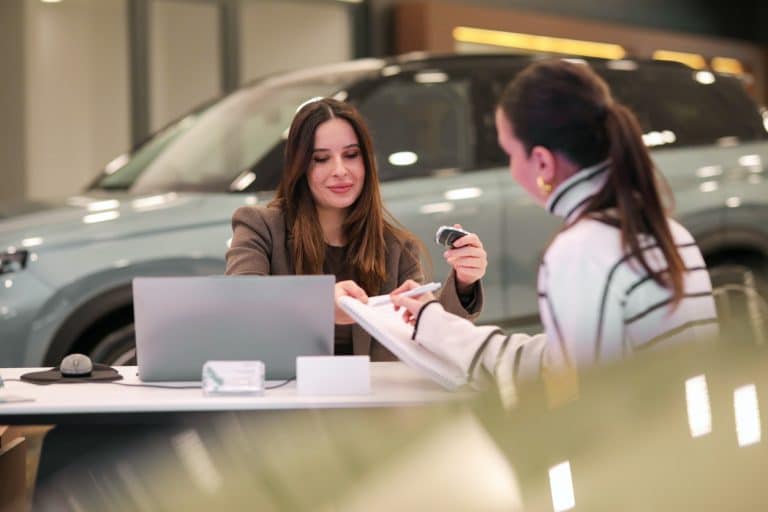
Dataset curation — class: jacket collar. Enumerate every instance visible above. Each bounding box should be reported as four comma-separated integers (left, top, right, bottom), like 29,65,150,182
545,159,610,223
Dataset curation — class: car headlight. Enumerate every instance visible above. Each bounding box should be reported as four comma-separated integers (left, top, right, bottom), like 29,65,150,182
1,249,28,274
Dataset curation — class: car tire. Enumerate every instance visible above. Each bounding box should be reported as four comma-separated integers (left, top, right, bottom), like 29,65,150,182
89,324,137,366
709,264,768,345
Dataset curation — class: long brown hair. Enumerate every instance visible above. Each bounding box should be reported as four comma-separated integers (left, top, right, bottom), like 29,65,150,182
270,98,419,293
498,60,685,304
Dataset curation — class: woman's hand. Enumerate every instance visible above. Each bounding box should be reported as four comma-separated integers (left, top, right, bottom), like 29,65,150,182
443,224,487,292
390,279,436,325
334,280,368,325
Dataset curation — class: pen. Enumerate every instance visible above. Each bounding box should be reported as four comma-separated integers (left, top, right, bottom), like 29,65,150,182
367,281,442,307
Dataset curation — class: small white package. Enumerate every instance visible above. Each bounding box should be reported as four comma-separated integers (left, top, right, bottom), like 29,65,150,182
202,360,265,396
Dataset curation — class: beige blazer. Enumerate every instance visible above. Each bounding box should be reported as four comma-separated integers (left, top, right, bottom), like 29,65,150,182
225,205,484,361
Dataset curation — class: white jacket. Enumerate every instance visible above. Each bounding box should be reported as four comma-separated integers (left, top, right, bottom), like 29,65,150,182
412,162,719,387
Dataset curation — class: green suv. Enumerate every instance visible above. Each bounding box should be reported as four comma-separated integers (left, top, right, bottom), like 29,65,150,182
1,53,767,366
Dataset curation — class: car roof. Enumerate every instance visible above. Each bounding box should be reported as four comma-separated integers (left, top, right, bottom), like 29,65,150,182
241,52,693,91
387,51,692,73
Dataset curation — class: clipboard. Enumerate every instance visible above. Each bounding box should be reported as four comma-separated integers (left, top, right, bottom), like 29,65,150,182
338,296,468,390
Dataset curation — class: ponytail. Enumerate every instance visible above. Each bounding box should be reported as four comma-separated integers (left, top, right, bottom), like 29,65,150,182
590,103,685,304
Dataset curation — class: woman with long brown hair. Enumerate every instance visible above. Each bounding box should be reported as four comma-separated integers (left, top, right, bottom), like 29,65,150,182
226,98,487,360
385,59,718,384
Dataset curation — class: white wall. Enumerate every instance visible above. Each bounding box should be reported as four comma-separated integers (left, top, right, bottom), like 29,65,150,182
149,0,221,132
239,0,352,84
24,0,130,200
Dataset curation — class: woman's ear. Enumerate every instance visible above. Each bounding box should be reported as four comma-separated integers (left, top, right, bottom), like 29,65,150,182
530,146,557,183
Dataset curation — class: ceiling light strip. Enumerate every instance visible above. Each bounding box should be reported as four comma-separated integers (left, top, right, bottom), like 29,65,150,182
652,50,706,69
453,26,626,60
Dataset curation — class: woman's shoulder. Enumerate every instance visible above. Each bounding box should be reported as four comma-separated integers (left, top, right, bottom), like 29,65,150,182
666,217,696,245
553,217,618,248
383,225,418,253
561,215,697,247
232,204,286,229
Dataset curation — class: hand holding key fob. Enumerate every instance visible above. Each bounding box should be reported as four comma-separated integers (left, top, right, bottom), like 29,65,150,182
435,225,470,247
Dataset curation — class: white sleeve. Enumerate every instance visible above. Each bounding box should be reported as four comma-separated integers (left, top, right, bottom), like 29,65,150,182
414,302,548,386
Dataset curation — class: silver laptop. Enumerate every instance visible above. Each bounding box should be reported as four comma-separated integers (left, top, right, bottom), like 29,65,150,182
133,275,335,381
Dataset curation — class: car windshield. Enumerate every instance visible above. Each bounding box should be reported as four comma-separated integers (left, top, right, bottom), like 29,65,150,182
91,75,357,194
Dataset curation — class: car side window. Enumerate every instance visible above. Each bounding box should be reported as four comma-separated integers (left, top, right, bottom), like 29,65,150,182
358,75,474,182
649,69,766,145
603,66,767,147
482,64,766,157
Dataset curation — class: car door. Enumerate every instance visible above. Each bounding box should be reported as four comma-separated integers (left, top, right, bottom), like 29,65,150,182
356,66,507,323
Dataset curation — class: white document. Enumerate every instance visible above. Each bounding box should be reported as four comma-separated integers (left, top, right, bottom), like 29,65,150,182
338,296,468,391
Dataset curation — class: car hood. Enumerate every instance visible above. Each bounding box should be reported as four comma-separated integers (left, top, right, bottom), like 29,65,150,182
0,192,251,253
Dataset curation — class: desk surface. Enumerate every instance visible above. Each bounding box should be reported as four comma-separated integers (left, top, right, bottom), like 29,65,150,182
0,362,463,417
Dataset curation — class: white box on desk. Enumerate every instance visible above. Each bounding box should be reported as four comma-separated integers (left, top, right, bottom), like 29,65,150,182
296,356,370,395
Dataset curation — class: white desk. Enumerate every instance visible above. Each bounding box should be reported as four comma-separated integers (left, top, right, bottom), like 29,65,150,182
0,362,464,420
0,362,468,491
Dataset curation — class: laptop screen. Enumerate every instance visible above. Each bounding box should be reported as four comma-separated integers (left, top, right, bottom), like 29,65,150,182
133,275,335,381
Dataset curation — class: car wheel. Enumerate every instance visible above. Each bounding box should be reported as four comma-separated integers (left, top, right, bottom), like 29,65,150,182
709,264,768,345
89,324,137,366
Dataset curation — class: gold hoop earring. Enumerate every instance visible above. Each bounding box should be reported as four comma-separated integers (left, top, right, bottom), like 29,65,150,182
537,176,553,195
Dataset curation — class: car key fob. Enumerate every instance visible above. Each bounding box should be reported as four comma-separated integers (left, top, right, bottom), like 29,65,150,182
435,225,470,247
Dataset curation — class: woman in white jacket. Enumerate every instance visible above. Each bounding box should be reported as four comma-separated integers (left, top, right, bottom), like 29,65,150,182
386,59,718,389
